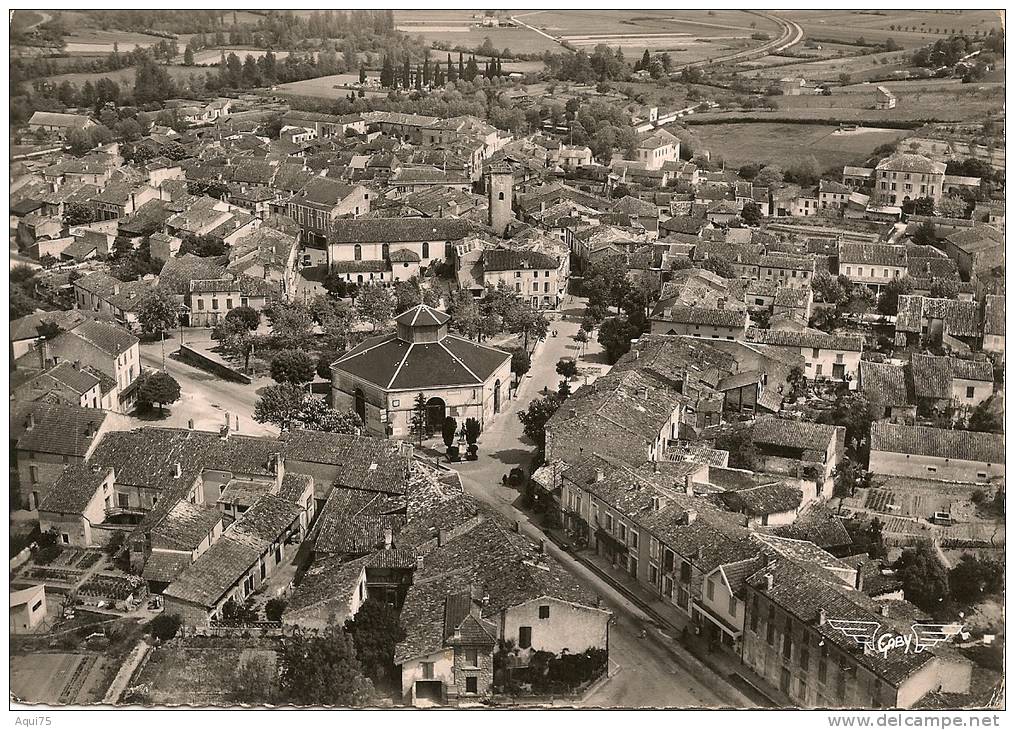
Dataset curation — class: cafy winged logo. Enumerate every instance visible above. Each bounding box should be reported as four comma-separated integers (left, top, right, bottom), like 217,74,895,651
825,618,966,660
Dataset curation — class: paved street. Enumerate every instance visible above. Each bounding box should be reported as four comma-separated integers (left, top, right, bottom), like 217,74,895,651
453,298,749,708
105,330,277,437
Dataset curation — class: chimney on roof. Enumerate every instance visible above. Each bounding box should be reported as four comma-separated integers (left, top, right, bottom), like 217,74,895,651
482,592,490,606
594,468,605,483
652,460,660,474
113,283,120,296
651,494,664,512
415,554,424,573
513,520,521,533
73,360,81,371
638,386,649,398
818,608,827,626
854,562,864,592
188,419,194,430
683,509,697,525
717,298,726,310
85,421,96,438
438,528,449,547
38,340,50,370
384,527,393,550
173,462,182,478
26,412,35,431
763,573,774,591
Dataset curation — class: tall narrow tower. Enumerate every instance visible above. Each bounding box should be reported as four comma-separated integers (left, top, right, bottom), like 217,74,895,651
486,162,513,237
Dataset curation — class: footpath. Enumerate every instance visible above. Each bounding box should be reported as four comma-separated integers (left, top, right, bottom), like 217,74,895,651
544,527,786,708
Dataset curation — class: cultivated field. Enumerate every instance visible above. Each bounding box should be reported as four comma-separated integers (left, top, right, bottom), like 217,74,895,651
275,74,390,100
395,9,785,62
133,645,277,706
781,9,1002,49
59,28,167,55
689,122,912,170
43,65,210,89
189,48,311,66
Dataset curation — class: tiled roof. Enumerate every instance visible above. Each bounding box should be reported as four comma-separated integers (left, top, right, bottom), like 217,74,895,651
983,295,1004,336
860,360,912,408
11,402,106,457
9,310,92,343
47,361,101,394
327,218,475,244
285,554,370,620
151,500,222,551
656,304,748,329
38,464,112,513
894,296,980,337
745,558,934,687
315,487,404,555
333,330,508,391
142,551,194,584
752,415,837,453
394,304,449,327
875,153,945,175
546,370,686,467
481,248,558,272
65,319,138,356
278,430,408,494
158,254,227,295
746,327,863,352
720,482,802,516
838,242,907,267
943,225,1003,254
871,421,1003,464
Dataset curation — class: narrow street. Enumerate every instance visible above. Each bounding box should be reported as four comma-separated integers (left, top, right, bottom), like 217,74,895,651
453,298,749,708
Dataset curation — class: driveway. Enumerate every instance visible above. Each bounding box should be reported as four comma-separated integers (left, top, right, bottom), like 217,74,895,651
451,298,747,708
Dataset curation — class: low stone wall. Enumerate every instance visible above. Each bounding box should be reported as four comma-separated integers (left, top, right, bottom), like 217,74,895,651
177,344,252,384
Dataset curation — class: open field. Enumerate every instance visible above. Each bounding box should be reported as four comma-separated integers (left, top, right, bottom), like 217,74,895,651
189,48,313,66
689,122,912,170
133,645,277,706
43,65,210,89
773,81,1004,122
11,9,47,32
743,50,914,81
781,10,1002,49
275,74,390,100
60,28,168,55
398,23,561,56
396,9,785,61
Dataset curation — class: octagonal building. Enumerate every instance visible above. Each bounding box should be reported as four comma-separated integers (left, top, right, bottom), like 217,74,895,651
331,305,511,438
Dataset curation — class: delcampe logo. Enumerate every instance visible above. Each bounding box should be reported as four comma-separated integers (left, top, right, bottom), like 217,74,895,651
825,618,967,660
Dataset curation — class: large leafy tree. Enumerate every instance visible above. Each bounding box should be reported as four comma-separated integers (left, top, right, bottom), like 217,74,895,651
277,629,373,707
355,283,395,331
64,202,95,227
895,543,949,611
137,371,182,414
877,275,915,316
448,288,481,339
267,302,314,349
270,349,315,385
517,392,563,452
293,398,363,434
597,316,641,364
225,305,260,331
344,599,406,687
136,288,180,338
714,426,757,470
254,382,307,431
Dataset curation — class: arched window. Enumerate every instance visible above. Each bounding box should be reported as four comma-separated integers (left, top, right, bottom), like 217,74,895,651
354,244,362,261
382,243,390,259
498,192,505,201
422,241,430,259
